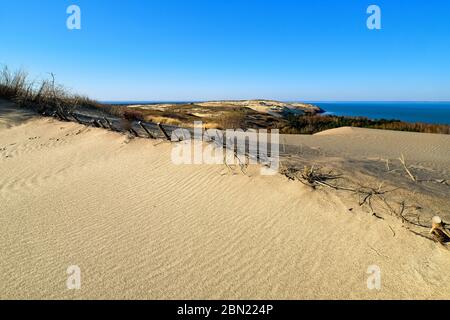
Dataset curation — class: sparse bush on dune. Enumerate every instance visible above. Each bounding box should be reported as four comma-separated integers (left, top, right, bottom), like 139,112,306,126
117,109,145,131
100,104,127,118
214,113,246,130
0,66,145,122
0,67,29,101
0,65,102,115
123,109,145,121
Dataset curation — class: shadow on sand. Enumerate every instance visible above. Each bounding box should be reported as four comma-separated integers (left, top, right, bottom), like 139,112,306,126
0,99,37,129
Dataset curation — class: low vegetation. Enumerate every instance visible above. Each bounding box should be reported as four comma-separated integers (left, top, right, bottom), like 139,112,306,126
281,114,450,135
1,66,449,135
0,66,101,114
101,103,279,129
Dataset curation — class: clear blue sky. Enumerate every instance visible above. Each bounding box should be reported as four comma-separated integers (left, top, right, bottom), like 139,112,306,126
1,0,449,101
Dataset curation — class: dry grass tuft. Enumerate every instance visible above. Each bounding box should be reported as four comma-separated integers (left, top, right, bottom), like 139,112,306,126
0,66,102,114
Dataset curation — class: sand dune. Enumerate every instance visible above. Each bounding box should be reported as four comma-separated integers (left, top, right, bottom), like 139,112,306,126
1,106,450,299
283,126,450,163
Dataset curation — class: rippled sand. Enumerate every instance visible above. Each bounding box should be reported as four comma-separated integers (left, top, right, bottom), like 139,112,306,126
1,103,450,299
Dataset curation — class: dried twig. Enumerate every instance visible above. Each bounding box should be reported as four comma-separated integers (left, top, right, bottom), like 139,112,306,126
399,153,416,182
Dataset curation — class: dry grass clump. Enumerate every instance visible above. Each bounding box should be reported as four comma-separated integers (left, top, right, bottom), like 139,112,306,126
97,104,157,123
118,109,145,132
0,66,101,114
123,109,145,122
100,104,123,117
297,165,342,189
146,116,183,126
214,112,247,130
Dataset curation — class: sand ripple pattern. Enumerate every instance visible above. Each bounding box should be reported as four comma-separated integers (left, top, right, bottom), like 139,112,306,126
1,117,450,299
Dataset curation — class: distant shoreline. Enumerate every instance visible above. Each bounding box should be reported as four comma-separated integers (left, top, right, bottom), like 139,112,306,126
313,101,450,125
103,100,450,126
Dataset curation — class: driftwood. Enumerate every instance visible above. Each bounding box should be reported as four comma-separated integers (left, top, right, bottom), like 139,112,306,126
281,165,404,220
281,165,450,248
298,165,341,189
430,216,450,244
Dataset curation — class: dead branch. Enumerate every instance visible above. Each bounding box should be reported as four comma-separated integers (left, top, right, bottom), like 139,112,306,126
430,216,450,244
399,153,416,182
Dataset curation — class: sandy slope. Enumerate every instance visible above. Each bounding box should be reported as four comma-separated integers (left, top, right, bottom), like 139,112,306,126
1,106,450,299
283,126,450,164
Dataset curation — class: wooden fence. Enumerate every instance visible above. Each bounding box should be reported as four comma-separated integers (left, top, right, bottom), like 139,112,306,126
45,109,289,169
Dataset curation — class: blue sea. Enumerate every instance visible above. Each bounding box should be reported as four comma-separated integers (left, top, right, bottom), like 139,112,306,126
105,101,450,126
311,102,450,125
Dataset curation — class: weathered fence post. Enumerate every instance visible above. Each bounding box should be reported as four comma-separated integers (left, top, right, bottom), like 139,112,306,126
158,123,171,140
71,113,83,124
138,121,155,139
129,127,139,137
103,117,117,131
98,119,109,129
92,119,101,128
102,117,111,130
52,110,66,121
55,110,69,121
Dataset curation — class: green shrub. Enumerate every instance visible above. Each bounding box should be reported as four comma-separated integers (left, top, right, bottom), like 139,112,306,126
282,115,450,135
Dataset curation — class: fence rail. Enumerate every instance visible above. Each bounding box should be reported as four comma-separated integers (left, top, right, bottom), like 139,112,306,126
44,108,309,171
